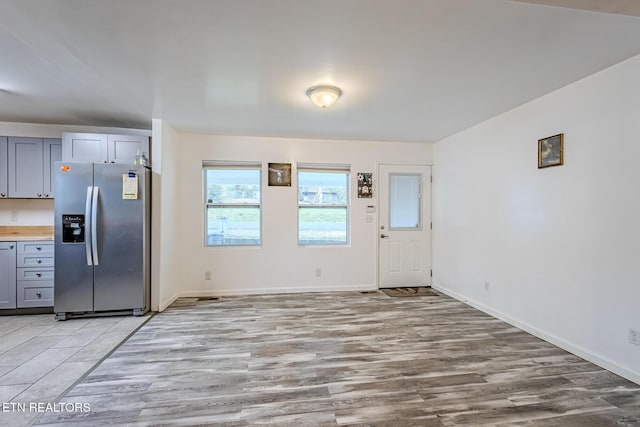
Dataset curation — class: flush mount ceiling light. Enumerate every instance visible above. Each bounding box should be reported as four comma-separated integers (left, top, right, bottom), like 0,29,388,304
306,85,342,108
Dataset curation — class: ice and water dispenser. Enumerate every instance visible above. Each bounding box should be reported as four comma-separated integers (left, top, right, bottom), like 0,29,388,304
62,214,85,243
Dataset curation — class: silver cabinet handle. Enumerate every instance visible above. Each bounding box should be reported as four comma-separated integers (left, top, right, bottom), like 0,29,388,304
36,292,42,298
37,259,42,264
37,193,42,197
9,244,14,249
380,234,389,239
36,273,42,277
0,192,5,197
36,246,41,250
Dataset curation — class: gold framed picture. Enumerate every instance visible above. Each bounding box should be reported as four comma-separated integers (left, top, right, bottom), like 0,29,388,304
538,133,564,168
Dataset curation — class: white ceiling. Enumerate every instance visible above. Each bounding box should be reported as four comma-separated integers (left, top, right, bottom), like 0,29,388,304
1,0,640,142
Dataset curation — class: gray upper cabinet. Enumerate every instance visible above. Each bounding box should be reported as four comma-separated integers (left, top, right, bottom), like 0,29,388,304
0,242,17,309
7,137,61,199
63,132,149,165
108,134,148,164
44,138,63,198
0,137,7,198
62,133,108,163
8,137,44,198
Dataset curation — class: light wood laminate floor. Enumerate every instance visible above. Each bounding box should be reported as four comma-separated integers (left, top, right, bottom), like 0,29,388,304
36,291,640,426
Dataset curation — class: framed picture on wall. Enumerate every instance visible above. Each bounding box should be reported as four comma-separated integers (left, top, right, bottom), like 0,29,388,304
538,133,564,168
268,162,292,186
357,173,373,198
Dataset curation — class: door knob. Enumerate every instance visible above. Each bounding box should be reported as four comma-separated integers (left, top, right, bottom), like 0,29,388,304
380,234,389,239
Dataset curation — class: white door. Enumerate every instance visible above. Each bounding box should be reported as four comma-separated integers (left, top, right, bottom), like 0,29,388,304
378,164,431,288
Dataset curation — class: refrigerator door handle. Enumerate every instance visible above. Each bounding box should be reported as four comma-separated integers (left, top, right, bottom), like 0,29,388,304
85,186,93,266
91,186,100,266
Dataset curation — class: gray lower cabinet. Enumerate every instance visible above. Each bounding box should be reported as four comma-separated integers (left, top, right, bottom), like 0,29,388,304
0,241,54,309
17,274,54,308
17,241,54,267
0,242,17,309
7,137,62,198
16,241,54,308
0,137,7,198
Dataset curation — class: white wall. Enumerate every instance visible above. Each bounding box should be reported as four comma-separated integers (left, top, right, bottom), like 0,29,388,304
433,54,640,384
0,121,151,226
0,199,53,225
170,134,432,296
150,119,181,311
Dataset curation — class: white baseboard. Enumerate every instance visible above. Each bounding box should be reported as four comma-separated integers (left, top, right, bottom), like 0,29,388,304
432,284,640,386
179,284,376,298
159,292,179,312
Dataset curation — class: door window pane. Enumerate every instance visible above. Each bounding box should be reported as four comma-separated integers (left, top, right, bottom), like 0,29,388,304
389,174,421,229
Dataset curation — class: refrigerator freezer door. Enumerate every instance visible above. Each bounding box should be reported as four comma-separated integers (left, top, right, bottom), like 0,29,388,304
92,164,147,311
54,162,95,313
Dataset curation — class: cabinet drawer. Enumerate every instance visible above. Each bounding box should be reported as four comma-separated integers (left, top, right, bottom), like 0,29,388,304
17,241,54,255
16,267,54,281
17,281,54,308
17,255,54,267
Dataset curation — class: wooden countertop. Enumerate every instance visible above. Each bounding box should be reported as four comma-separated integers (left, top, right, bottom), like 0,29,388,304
0,226,54,241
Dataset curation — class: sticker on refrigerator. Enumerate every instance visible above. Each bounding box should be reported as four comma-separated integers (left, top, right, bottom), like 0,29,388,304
122,173,138,199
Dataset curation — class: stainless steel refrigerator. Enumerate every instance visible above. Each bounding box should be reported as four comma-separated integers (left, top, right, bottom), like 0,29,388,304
54,162,150,320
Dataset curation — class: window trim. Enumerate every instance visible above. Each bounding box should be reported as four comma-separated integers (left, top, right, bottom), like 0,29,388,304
297,166,351,246
203,162,262,247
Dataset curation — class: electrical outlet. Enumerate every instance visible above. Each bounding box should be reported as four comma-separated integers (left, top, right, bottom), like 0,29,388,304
205,271,212,280
315,268,322,277
629,329,640,346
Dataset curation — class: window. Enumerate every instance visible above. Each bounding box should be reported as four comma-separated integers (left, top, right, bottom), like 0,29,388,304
204,162,261,246
389,174,421,230
298,165,350,245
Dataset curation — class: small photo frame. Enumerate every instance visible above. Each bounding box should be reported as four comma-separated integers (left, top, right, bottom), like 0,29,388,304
538,133,564,168
268,162,292,186
357,173,373,198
